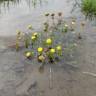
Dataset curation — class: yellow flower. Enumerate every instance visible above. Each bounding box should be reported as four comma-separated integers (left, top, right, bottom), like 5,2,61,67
38,55,45,62
46,38,52,45
56,46,62,51
31,36,36,41
25,52,31,58
27,24,32,29
33,32,38,36
38,47,43,53
50,48,55,54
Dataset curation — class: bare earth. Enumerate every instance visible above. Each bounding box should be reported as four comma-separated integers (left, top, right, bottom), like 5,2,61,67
0,19,96,96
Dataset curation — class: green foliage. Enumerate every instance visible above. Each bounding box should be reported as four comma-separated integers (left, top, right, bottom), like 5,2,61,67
81,0,96,20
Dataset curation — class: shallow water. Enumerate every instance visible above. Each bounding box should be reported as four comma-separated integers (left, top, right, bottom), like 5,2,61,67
0,0,81,36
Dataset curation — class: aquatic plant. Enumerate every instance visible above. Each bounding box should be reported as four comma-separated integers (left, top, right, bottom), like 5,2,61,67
37,47,43,55
15,12,81,73
56,45,62,56
46,38,52,46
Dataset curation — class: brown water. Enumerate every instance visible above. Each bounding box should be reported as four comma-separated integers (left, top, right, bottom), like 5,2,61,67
0,0,81,36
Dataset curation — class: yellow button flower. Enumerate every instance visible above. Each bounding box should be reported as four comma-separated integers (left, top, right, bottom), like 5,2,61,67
31,36,36,41
50,48,55,54
25,52,31,58
56,46,62,51
38,55,45,62
46,38,52,45
38,47,43,53
33,32,38,36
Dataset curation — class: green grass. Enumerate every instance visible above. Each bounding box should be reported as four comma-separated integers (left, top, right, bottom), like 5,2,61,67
81,0,96,20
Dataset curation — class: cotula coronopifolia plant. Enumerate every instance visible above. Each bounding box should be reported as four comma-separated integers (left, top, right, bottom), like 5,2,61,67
56,45,62,56
31,32,38,48
16,30,22,51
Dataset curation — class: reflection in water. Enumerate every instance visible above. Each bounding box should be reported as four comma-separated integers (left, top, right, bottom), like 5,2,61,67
0,0,20,13
0,0,80,36
0,0,47,13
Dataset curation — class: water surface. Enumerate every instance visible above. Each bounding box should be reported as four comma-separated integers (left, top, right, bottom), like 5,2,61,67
0,0,79,36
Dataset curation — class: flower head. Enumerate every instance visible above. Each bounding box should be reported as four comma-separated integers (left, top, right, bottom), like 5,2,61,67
56,46,62,51
46,38,52,45
25,52,31,58
33,32,38,36
31,36,36,41
38,47,43,53
50,48,55,54
38,55,45,62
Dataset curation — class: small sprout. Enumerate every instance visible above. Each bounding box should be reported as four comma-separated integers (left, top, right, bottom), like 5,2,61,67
27,24,32,30
46,38,52,46
38,47,43,54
